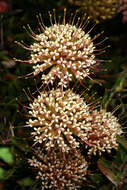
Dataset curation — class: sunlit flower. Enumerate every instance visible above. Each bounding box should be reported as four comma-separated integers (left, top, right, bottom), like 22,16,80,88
28,148,87,190
68,0,119,23
15,10,106,87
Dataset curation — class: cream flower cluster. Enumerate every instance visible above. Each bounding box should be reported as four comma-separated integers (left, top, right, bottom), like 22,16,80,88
28,148,87,190
30,24,96,87
28,89,122,155
15,12,104,88
85,109,122,155
28,89,91,152
69,0,119,23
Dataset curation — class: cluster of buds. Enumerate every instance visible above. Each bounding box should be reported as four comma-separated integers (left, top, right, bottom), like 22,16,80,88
28,148,87,190
30,23,96,88
28,89,92,152
15,10,106,88
85,109,122,155
27,88,122,189
27,89,122,155
68,0,120,23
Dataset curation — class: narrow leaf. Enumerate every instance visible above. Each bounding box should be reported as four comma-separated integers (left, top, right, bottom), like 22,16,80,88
0,168,5,179
98,159,117,186
117,136,127,151
18,177,33,186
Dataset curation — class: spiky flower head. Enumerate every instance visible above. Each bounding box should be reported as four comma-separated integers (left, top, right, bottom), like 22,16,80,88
69,0,119,23
28,148,87,190
27,89,122,155
85,109,122,155
27,89,92,152
15,10,106,88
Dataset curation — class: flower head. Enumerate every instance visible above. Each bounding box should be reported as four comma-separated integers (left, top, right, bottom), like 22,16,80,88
85,109,122,155
27,89,92,152
69,0,119,23
27,89,122,155
28,148,87,190
15,10,106,88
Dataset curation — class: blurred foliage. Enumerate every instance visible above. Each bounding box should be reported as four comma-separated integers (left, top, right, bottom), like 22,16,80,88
0,0,127,189
0,147,13,164
97,137,127,190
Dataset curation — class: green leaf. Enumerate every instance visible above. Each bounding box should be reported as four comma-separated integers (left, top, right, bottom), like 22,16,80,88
0,168,5,179
0,147,13,165
117,136,127,152
4,168,16,180
18,177,33,186
98,159,118,186
113,71,127,92
103,71,127,108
